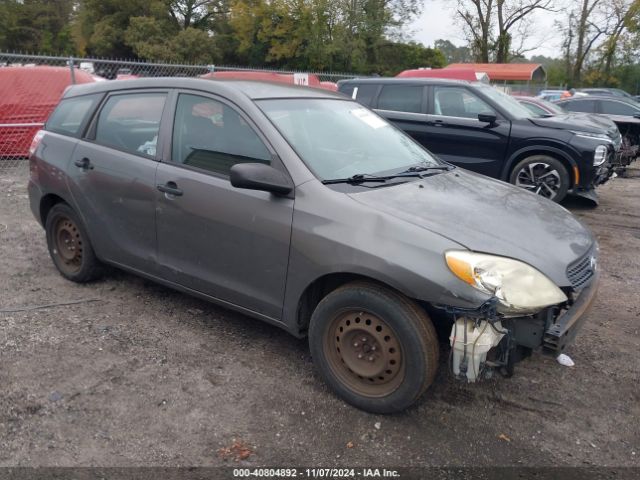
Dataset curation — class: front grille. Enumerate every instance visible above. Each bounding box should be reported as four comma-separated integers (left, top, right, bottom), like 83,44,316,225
567,250,596,290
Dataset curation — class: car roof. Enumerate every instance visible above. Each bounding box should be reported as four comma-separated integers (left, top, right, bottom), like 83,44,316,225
557,95,637,103
338,77,473,86
63,77,343,101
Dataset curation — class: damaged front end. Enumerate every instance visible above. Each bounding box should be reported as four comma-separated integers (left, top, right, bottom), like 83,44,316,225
440,250,600,383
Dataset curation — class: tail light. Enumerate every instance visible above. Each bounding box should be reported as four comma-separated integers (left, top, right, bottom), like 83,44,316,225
29,130,45,157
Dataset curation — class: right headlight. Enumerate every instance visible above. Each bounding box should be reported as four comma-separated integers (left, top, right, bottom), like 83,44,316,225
445,251,568,315
593,145,608,166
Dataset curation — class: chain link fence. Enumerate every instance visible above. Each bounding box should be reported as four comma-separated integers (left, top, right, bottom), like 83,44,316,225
0,52,362,171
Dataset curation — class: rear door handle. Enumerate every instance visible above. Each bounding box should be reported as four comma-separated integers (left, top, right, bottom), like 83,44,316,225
157,181,183,197
74,157,94,170
433,119,446,127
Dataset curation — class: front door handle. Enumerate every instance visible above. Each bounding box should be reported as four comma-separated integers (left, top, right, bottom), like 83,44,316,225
433,119,446,127
157,181,183,197
74,157,94,170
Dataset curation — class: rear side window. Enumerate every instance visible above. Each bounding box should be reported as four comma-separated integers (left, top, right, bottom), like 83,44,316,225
352,84,379,107
46,94,101,136
560,99,596,113
94,93,167,157
377,85,423,113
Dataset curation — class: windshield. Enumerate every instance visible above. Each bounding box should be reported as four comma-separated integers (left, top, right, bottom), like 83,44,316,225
258,98,441,181
476,85,535,119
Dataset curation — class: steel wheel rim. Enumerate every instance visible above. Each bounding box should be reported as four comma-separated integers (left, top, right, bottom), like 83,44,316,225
515,162,561,200
324,309,405,398
52,216,83,274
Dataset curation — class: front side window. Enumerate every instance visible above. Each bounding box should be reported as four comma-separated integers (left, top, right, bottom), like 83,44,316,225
47,94,101,136
172,94,271,176
95,93,166,156
600,100,639,116
258,98,440,181
433,87,495,119
377,85,423,113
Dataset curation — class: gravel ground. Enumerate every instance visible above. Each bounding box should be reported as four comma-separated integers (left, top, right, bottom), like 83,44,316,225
0,165,638,468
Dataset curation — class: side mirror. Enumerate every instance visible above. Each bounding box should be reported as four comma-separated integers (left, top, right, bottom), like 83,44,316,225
478,112,498,124
230,163,293,195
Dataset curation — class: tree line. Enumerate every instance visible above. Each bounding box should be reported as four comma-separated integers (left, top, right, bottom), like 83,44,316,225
0,0,445,75
1,0,640,90
453,0,640,90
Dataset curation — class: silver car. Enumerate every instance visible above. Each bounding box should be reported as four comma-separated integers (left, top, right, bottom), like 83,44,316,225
28,78,599,413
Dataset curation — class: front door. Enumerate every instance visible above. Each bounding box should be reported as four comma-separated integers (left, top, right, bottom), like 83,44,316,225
155,92,294,319
423,86,511,178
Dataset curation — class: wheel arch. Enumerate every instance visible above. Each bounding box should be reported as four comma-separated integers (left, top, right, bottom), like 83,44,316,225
502,146,578,188
39,193,69,226
292,272,421,337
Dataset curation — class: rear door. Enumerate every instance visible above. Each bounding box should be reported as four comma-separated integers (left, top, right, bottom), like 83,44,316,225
422,85,510,177
67,90,170,273
372,84,432,145
154,91,294,319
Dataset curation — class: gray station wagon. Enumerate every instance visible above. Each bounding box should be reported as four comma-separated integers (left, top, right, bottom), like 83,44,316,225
28,78,599,413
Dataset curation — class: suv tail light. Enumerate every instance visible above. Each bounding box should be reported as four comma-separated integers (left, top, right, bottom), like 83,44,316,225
29,130,45,157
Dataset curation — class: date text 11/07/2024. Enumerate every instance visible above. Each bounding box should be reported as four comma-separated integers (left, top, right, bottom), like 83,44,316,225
232,468,401,478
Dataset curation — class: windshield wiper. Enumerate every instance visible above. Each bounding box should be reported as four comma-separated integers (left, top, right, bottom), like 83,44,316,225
401,164,455,173
322,172,424,185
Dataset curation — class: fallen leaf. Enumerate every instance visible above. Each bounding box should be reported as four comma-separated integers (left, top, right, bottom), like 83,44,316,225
218,439,254,461
346,441,354,449
498,433,511,443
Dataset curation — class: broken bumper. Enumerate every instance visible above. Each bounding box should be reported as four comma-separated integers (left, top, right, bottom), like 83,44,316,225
543,270,599,352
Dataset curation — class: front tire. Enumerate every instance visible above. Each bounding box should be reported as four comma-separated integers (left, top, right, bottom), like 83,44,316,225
509,155,570,202
309,281,439,413
45,203,102,282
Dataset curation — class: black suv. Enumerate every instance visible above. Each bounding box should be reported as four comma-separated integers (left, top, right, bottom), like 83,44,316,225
338,78,619,203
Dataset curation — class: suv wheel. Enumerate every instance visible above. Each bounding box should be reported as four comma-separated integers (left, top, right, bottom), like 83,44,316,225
509,155,570,202
309,281,439,413
45,203,102,282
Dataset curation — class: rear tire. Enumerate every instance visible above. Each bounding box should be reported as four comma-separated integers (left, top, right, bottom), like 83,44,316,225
45,203,102,282
509,155,570,202
309,281,439,413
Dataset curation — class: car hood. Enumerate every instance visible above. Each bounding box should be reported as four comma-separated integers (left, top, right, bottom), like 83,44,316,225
528,113,619,138
348,170,594,287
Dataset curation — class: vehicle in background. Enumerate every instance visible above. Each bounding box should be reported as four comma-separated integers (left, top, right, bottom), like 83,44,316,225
29,78,600,413
537,89,571,101
115,68,139,80
200,70,338,91
0,66,95,159
396,68,490,84
515,95,567,116
338,78,617,203
555,95,640,172
574,87,637,102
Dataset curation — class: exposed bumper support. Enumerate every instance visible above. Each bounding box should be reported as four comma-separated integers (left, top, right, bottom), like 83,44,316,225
543,271,599,352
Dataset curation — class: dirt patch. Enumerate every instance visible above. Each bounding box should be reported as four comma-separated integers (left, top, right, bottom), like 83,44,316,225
0,165,638,467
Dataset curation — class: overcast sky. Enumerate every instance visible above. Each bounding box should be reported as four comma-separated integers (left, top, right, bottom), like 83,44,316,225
409,0,564,59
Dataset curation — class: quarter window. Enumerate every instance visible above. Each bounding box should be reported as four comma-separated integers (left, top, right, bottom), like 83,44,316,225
433,87,495,119
94,93,166,156
46,94,101,136
377,85,423,113
171,94,271,176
